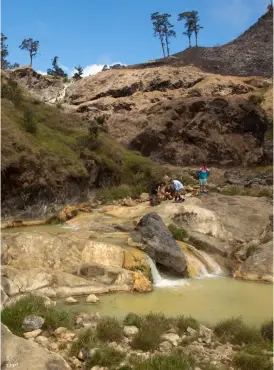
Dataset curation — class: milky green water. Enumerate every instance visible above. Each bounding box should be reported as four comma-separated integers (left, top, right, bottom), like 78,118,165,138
3,222,273,327
57,277,273,327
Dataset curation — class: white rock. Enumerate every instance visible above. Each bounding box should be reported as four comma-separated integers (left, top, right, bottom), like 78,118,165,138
23,329,42,339
160,333,180,347
86,294,99,303
53,327,67,336
22,315,44,331
35,336,49,346
65,296,78,304
159,340,173,352
123,325,139,337
48,342,59,351
187,327,198,336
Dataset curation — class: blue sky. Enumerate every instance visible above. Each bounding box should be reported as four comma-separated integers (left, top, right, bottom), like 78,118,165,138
2,0,270,76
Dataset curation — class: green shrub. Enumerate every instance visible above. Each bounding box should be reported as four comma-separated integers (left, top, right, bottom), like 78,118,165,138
233,352,272,370
176,315,199,334
214,317,262,344
70,328,98,357
131,352,193,370
1,295,72,337
143,312,172,333
168,224,188,241
96,316,123,342
123,313,143,328
97,185,133,201
214,317,244,337
261,320,273,342
23,108,37,134
1,78,22,106
131,324,162,351
86,346,125,369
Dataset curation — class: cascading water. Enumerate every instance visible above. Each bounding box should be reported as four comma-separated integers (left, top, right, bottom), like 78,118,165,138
147,249,222,287
147,256,187,287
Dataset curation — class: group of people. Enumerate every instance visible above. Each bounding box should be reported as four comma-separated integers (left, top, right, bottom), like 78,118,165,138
150,165,209,206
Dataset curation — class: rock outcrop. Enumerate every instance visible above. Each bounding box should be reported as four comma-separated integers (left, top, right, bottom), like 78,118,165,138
1,324,71,370
131,213,187,276
1,232,152,302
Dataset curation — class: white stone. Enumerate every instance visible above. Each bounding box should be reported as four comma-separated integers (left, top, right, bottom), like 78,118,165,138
159,341,173,352
23,329,42,339
187,327,198,336
53,327,67,336
123,325,139,337
86,294,99,303
65,296,78,304
35,336,49,346
160,333,180,347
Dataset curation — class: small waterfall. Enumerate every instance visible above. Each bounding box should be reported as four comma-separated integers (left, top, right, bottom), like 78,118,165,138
147,256,187,288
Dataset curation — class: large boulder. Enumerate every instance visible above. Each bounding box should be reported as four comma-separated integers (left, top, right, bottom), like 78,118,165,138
131,213,187,276
233,240,273,282
1,324,71,370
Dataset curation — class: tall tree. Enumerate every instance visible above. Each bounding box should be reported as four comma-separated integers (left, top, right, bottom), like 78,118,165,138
1,33,9,69
19,38,39,66
190,11,203,46
73,65,84,80
162,13,176,57
47,56,68,77
151,12,166,57
178,12,194,48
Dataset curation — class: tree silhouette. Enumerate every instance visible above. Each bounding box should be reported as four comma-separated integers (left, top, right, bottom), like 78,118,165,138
19,38,39,66
1,33,9,69
190,11,203,46
47,56,68,77
151,12,166,57
73,65,84,80
178,11,203,48
178,12,194,48
162,13,176,57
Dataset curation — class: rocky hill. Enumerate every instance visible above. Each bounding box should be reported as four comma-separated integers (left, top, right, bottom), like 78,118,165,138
129,9,273,77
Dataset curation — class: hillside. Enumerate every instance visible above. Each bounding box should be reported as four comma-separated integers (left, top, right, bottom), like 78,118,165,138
1,73,167,217
128,9,273,77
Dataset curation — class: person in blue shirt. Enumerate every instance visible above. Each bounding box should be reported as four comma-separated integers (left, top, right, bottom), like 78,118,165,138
197,165,210,194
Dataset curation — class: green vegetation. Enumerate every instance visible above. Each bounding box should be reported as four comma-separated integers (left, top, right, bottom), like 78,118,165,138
168,224,188,241
131,313,173,351
221,186,272,198
131,352,194,370
70,328,98,357
176,315,199,334
260,320,273,342
86,346,126,369
233,351,272,370
2,75,168,204
214,317,263,345
19,38,39,66
1,295,72,337
96,316,123,342
123,313,143,328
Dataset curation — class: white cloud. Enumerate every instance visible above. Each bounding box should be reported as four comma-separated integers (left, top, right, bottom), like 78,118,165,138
81,62,127,77
36,62,127,78
36,70,47,75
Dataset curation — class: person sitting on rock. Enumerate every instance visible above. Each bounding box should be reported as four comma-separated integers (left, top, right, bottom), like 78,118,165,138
150,183,162,206
164,184,174,200
197,165,210,194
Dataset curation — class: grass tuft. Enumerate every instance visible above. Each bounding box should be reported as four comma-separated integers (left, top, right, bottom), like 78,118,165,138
233,351,272,370
176,315,199,335
123,313,143,328
86,345,125,369
70,328,98,357
260,320,273,342
96,316,123,343
1,295,72,337
168,224,188,241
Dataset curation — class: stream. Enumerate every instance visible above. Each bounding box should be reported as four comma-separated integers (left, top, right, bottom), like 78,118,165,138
3,218,273,327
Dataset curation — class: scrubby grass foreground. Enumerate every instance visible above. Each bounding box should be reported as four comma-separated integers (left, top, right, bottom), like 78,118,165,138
1,295,72,337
